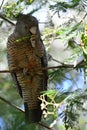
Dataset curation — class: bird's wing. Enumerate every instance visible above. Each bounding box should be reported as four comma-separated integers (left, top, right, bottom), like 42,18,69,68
41,48,48,91
7,34,23,97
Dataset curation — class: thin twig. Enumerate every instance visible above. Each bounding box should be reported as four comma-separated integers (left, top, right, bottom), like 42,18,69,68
0,66,73,73
0,70,11,73
0,13,15,26
0,0,4,9
0,96,54,130
0,96,24,113
52,58,65,65
79,12,87,24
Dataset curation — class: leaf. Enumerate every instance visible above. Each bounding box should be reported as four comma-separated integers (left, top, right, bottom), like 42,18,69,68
41,90,58,100
42,90,57,95
29,0,33,3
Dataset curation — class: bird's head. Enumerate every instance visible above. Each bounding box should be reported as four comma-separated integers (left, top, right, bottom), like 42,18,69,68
15,13,40,37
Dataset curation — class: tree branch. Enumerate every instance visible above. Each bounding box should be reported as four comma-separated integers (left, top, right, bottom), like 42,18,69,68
0,58,84,74
0,70,11,73
0,95,23,113
0,13,15,26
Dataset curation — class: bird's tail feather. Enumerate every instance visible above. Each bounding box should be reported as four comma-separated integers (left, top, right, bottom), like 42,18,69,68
24,102,42,123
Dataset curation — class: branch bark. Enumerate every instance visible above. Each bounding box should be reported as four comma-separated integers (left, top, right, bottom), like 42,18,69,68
0,13,15,26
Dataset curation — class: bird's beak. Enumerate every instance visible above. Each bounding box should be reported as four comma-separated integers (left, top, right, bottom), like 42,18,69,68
29,26,37,35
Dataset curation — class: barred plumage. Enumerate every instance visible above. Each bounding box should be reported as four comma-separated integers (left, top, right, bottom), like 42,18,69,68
7,14,48,123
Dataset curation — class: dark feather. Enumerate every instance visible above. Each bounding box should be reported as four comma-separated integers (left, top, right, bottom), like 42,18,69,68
24,102,42,123
11,73,23,97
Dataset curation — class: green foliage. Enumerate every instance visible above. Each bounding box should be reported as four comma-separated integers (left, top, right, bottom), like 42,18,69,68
49,68,68,86
17,0,34,5
3,2,24,19
43,21,83,46
2,0,47,20
49,0,80,17
63,89,87,130
40,89,87,129
81,25,87,54
0,75,43,130
0,102,42,130
81,25,87,83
